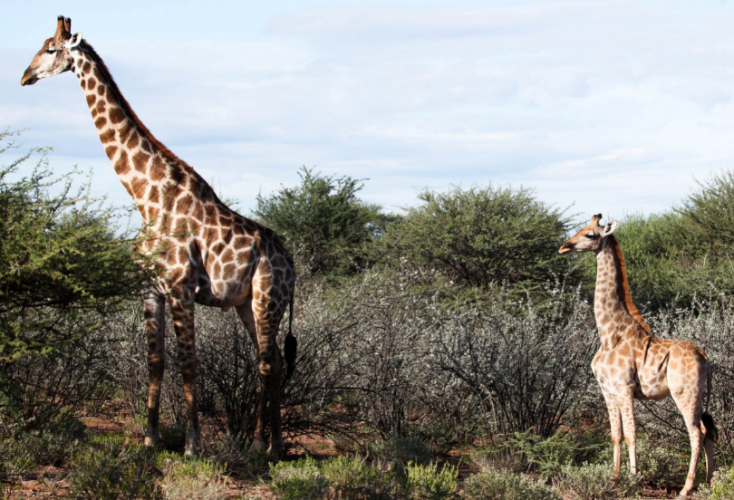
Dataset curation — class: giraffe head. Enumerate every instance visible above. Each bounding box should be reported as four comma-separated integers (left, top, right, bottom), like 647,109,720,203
21,16,83,86
559,213,617,254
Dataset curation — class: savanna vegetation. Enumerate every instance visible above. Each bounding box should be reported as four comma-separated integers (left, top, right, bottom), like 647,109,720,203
3,129,734,499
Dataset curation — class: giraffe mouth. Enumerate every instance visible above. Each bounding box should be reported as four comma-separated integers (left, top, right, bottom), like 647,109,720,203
21,69,38,86
558,245,572,254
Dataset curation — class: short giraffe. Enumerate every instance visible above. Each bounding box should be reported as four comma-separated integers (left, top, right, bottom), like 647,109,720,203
21,16,297,457
560,214,715,498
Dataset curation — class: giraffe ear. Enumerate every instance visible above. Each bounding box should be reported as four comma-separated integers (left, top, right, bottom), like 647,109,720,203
67,32,83,48
602,220,618,237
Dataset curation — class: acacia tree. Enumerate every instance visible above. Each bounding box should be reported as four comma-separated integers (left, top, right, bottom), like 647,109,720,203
0,130,151,426
253,167,393,277
384,185,579,294
616,171,734,310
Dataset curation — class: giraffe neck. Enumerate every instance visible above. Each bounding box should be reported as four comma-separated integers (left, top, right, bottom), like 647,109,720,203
69,42,195,224
594,235,651,346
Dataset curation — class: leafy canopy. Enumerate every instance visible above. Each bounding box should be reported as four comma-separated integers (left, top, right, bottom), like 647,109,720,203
385,184,578,293
0,129,152,361
253,167,393,277
617,170,734,309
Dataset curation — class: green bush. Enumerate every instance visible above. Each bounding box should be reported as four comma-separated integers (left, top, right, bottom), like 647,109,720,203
321,455,392,498
555,462,641,500
404,461,457,500
384,184,579,294
68,434,160,500
254,166,392,278
703,467,734,499
270,455,456,500
593,438,685,488
0,412,84,479
0,130,151,428
463,468,560,500
499,429,607,478
617,171,734,310
270,456,329,500
157,453,229,500
614,212,718,310
369,435,434,466
204,432,270,477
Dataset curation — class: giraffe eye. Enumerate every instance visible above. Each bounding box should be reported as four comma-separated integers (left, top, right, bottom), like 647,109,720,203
46,49,56,54
586,233,596,239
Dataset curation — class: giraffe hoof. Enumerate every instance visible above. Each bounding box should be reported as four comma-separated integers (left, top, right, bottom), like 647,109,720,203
268,441,284,457
144,433,159,447
252,438,268,452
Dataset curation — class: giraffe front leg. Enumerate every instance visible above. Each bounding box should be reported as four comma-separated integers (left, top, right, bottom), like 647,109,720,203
169,292,200,457
602,389,623,480
143,290,166,448
617,386,637,476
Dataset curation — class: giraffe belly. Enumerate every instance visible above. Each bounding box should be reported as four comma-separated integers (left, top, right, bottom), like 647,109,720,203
193,268,252,308
634,367,671,400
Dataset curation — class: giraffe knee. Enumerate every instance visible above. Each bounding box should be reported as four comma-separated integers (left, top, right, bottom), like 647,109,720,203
259,361,273,377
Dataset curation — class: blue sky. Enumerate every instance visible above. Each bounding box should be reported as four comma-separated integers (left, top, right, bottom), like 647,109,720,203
4,0,734,223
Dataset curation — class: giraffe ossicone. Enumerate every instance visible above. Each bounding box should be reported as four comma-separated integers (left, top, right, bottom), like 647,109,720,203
22,15,297,457
560,214,715,498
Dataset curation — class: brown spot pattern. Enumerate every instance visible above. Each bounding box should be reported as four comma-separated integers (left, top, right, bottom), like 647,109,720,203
109,107,125,124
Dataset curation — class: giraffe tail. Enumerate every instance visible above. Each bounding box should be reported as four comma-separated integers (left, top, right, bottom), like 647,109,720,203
283,295,297,382
702,364,717,443
702,413,718,444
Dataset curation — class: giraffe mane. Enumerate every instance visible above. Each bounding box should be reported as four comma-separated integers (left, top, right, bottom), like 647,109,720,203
79,40,226,207
608,235,651,334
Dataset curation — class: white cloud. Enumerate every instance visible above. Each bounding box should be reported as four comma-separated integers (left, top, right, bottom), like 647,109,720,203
5,1,734,222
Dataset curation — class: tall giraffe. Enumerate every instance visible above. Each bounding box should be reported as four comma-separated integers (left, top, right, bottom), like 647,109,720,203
21,16,297,457
560,214,715,498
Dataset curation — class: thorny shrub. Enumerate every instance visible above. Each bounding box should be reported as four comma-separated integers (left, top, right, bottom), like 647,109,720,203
462,468,560,500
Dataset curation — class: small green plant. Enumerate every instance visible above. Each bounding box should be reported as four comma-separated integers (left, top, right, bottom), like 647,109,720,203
593,437,686,488
68,434,159,500
157,452,229,500
321,455,391,498
270,456,329,500
0,414,84,478
369,435,434,466
271,455,457,500
463,468,560,500
555,462,641,500
159,422,188,452
405,461,457,500
501,429,607,478
699,467,734,500
635,440,686,488
204,432,270,477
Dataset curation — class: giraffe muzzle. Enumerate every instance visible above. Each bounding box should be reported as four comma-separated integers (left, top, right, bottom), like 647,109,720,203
21,68,38,86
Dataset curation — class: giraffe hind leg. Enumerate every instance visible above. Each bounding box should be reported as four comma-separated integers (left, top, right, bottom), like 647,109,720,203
254,316,284,456
235,301,268,452
702,413,716,484
672,393,705,497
